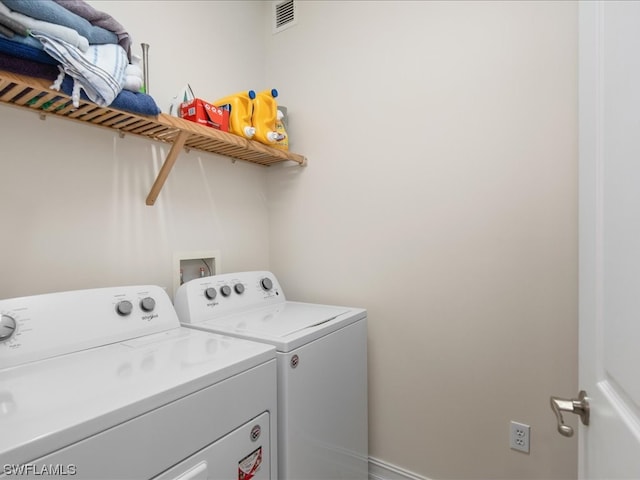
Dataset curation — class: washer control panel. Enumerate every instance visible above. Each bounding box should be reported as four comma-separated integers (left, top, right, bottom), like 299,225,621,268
174,271,285,323
0,285,179,370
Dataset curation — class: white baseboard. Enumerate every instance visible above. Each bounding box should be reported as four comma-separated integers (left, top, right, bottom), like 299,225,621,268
368,457,431,480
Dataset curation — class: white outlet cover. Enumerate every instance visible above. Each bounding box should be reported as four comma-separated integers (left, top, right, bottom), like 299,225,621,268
510,421,531,453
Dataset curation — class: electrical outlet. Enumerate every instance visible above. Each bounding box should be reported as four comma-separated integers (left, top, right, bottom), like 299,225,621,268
510,421,530,453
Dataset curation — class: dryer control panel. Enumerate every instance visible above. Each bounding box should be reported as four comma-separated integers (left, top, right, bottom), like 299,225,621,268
174,271,286,324
0,285,179,369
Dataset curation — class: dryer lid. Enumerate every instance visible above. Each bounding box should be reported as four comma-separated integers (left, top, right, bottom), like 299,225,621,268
0,327,275,466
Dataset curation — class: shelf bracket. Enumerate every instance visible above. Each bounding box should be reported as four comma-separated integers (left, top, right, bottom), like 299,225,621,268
146,130,190,206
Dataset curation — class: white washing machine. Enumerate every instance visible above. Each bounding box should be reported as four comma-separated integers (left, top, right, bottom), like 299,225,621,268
0,284,277,479
174,271,368,480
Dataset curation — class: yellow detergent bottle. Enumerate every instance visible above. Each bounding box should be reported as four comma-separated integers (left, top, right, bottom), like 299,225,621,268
272,109,289,151
253,88,285,146
212,90,256,139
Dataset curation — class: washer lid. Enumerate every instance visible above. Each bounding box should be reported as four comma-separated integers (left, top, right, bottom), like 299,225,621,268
211,302,350,337
0,327,275,466
187,301,366,351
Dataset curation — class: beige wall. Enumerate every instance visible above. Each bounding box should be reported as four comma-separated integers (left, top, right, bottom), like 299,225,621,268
0,1,578,478
265,1,578,478
0,1,271,298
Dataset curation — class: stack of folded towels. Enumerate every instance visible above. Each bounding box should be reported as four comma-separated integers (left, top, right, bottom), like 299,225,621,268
0,0,160,116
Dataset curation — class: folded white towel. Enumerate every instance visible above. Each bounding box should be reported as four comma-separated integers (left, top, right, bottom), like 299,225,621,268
123,74,142,92
33,33,127,107
125,63,143,79
0,1,89,51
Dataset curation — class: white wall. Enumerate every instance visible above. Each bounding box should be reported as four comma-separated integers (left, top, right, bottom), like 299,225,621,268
265,1,578,479
0,1,270,298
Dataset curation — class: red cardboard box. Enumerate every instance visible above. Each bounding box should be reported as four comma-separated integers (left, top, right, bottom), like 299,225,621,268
180,98,229,132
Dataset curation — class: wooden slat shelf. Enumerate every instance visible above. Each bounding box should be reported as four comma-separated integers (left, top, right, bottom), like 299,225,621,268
0,71,307,205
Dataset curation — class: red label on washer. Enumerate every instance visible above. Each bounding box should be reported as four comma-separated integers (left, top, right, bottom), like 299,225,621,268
238,446,262,480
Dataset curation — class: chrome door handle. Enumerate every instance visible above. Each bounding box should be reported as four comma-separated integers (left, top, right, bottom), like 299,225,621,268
550,390,590,437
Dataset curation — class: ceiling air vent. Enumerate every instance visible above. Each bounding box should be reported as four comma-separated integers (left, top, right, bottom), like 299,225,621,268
273,0,297,34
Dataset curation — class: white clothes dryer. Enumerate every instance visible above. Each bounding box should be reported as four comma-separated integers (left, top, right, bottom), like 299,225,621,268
0,284,277,479
174,271,368,480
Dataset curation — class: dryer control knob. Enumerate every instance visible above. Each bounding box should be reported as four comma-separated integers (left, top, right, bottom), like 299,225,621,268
204,287,217,300
220,285,232,297
234,283,245,294
140,297,156,312
116,300,133,316
0,314,16,342
260,277,273,291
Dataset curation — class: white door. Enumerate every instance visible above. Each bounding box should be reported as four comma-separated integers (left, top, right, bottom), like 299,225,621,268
577,1,640,478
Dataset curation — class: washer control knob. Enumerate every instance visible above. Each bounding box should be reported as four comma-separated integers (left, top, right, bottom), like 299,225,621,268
220,285,232,297
204,287,217,300
234,283,245,294
0,315,17,342
140,297,156,312
260,277,273,291
116,300,133,316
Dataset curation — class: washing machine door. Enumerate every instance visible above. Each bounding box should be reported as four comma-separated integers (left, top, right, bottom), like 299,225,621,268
153,412,270,480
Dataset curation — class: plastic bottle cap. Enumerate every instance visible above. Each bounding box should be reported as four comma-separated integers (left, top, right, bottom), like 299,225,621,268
266,131,278,143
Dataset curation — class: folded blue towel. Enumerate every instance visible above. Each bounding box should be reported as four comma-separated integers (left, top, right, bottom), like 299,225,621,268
0,32,57,64
53,0,131,60
0,51,60,80
2,0,117,45
60,75,160,116
0,1,90,51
